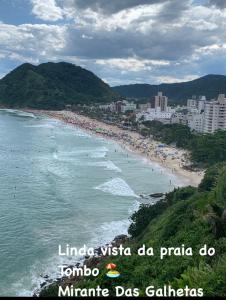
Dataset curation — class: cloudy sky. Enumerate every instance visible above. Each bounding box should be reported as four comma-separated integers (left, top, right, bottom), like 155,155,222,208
0,0,226,86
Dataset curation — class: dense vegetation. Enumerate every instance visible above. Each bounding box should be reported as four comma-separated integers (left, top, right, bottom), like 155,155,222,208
41,163,226,297
113,74,226,104
0,62,117,109
141,121,226,168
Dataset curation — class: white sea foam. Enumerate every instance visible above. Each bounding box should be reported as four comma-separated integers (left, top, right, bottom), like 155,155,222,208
70,130,90,138
55,146,109,161
17,111,37,118
13,197,140,297
0,109,36,118
58,126,90,137
128,200,140,214
89,146,109,158
53,152,58,160
90,151,106,158
13,253,83,297
46,166,68,178
25,124,54,128
91,219,130,246
87,161,122,172
95,178,139,197
13,219,131,296
141,157,185,188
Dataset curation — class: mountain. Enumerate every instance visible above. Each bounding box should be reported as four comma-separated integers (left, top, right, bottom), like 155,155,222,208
113,75,226,103
0,62,117,109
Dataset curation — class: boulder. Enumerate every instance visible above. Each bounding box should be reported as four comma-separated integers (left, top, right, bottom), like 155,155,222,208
84,256,101,268
112,234,128,247
150,193,164,198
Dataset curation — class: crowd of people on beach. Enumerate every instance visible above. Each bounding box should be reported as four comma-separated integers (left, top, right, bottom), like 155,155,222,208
43,110,203,186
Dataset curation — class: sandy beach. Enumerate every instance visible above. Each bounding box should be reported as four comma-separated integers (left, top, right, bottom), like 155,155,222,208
28,110,204,187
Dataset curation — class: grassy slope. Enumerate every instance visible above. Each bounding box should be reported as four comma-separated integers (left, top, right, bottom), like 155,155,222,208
41,164,226,297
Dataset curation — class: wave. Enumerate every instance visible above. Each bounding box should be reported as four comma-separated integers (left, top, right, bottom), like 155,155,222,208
12,253,84,297
90,152,106,158
13,207,138,296
87,161,122,172
0,109,36,118
141,157,185,188
24,124,54,128
95,178,139,197
46,165,68,179
53,146,109,161
56,125,91,138
12,218,131,296
91,219,130,246
89,146,109,158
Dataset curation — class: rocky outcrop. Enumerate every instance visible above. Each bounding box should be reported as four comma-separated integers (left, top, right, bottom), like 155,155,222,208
150,193,164,198
37,234,129,296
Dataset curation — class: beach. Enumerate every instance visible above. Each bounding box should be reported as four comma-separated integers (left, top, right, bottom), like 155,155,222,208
0,109,185,296
28,110,204,187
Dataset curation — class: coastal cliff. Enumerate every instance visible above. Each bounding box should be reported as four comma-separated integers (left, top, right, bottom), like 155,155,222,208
40,163,226,297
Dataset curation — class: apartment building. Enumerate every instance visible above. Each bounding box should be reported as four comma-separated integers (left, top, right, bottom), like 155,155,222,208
203,94,226,133
154,92,168,112
187,112,204,133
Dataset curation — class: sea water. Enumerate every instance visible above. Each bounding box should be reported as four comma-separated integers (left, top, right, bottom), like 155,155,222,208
0,109,183,296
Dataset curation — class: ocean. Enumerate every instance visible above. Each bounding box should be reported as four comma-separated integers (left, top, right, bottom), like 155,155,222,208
0,109,183,296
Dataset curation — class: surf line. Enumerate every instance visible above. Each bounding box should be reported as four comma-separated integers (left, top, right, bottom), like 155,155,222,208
59,244,132,256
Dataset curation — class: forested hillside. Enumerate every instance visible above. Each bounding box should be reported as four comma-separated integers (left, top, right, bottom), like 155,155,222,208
0,62,117,109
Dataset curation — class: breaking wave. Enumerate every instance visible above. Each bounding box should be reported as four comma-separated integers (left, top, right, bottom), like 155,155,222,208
87,161,122,172
0,109,36,118
95,178,139,197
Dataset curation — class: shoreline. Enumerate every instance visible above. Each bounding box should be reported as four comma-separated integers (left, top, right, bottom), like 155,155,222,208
35,234,130,296
0,108,204,296
26,109,204,187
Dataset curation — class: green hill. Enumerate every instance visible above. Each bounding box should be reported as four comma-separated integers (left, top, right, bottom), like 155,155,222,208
40,163,226,297
113,74,226,103
0,62,117,109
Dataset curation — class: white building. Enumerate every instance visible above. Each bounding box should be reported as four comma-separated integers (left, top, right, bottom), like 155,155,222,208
138,103,151,112
136,92,175,123
203,94,226,133
187,112,204,133
187,99,197,112
187,96,206,113
99,100,136,113
171,112,188,126
197,96,206,113
99,103,113,111
121,100,137,113
184,96,206,132
155,92,168,111
136,106,175,122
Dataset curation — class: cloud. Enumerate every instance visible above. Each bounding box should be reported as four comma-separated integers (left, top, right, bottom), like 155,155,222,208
96,57,170,71
68,0,166,15
156,75,199,84
0,23,67,63
208,0,226,9
31,0,64,21
1,0,226,85
63,1,222,65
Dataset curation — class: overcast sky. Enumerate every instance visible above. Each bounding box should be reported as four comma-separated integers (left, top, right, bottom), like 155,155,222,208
0,0,226,86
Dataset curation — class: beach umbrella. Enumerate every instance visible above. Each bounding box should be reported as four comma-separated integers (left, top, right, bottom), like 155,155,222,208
106,263,116,270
